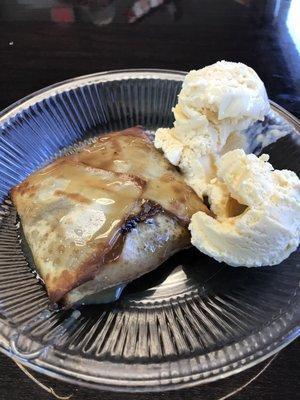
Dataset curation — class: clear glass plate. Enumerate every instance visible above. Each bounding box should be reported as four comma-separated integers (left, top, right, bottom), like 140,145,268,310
0,70,299,392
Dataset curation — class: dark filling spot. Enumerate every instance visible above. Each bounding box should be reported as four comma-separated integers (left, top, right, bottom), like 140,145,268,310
121,201,162,234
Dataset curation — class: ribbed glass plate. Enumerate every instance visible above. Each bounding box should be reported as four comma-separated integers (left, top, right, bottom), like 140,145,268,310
0,70,299,392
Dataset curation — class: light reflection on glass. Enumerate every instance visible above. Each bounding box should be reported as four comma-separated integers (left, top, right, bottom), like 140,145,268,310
286,0,300,53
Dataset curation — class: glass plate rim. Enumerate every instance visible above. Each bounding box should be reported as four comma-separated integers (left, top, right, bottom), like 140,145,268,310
0,69,299,392
0,68,299,128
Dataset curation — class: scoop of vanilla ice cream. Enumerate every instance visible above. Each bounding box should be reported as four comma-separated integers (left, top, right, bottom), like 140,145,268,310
155,61,270,198
190,149,300,267
177,61,270,146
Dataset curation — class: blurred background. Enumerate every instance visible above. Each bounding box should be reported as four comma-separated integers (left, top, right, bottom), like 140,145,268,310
0,0,299,117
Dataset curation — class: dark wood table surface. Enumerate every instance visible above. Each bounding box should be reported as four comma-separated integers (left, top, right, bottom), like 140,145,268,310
0,0,299,399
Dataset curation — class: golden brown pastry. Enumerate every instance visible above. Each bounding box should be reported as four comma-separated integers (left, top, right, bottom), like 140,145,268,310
12,127,208,306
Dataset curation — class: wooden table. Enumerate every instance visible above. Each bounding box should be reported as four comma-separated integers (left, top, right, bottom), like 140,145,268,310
0,1,299,399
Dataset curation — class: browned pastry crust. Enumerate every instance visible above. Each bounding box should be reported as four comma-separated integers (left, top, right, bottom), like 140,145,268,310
11,127,208,305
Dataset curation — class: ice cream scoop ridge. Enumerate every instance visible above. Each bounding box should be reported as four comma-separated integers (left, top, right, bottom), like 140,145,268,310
189,149,300,267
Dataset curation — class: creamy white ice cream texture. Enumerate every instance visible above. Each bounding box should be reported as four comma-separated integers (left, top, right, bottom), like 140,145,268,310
190,149,300,267
155,60,270,197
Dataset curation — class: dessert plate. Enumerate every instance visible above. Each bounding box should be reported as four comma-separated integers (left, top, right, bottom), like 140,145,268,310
0,70,299,392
